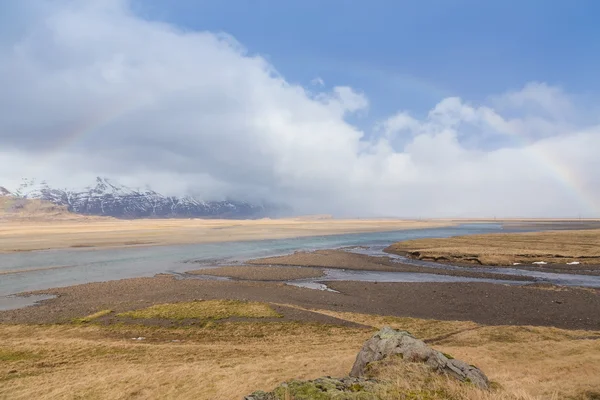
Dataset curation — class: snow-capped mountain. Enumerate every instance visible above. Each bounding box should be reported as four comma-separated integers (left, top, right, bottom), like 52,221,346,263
4,177,270,219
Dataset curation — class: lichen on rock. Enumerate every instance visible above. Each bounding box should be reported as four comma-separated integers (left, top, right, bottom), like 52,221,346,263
350,327,489,389
244,327,490,399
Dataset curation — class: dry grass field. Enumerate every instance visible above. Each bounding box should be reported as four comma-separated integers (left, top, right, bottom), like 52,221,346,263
1,301,599,400
0,196,458,253
0,217,453,254
386,229,600,265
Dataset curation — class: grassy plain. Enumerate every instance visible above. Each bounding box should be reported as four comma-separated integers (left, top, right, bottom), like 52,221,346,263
0,217,453,254
117,300,282,320
386,229,600,265
1,302,599,400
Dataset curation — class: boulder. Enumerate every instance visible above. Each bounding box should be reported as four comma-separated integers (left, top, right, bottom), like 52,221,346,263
350,326,489,389
243,327,490,399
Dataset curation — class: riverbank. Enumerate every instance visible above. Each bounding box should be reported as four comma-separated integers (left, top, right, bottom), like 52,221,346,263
385,228,600,270
245,249,534,281
0,218,453,253
2,274,598,329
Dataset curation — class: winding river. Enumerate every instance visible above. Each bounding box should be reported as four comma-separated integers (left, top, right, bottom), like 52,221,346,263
1,223,599,310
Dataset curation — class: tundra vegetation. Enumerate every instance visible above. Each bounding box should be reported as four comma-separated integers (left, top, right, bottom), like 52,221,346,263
386,229,600,266
1,300,599,399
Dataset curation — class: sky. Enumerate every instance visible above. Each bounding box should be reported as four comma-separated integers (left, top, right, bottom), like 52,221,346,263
0,0,599,217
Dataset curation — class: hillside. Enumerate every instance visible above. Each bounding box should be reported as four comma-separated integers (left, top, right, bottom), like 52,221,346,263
0,195,100,221
2,178,272,219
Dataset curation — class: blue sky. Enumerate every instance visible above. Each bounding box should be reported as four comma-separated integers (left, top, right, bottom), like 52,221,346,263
1,0,599,217
135,0,600,121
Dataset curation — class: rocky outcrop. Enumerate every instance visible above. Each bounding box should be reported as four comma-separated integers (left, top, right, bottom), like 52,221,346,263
244,327,490,399
350,327,489,389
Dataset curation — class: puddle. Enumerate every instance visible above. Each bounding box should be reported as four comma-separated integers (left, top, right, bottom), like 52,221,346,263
0,294,57,311
286,281,339,292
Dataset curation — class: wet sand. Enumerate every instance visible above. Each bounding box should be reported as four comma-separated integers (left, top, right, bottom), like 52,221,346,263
187,266,326,281
248,249,534,281
1,275,598,330
505,264,600,276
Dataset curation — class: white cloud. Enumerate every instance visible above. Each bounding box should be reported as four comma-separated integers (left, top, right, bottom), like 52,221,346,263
0,1,598,217
493,82,573,117
310,77,325,87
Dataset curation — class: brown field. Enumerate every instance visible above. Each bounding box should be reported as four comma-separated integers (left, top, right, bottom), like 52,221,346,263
0,218,454,254
1,302,599,400
187,266,326,281
386,229,600,266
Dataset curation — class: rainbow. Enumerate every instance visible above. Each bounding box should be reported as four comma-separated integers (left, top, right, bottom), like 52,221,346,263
46,95,144,157
522,135,599,218
36,93,599,218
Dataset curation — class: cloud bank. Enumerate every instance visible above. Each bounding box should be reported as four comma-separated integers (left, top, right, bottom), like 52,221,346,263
0,0,599,217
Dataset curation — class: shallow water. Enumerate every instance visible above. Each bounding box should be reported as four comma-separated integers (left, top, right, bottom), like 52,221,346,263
0,224,502,304
290,268,526,289
0,294,57,311
348,246,600,288
1,223,596,310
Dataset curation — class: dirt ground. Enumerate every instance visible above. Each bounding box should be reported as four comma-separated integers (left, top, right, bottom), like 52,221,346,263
2,275,598,330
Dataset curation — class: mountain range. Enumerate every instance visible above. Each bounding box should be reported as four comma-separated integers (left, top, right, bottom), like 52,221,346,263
0,178,271,219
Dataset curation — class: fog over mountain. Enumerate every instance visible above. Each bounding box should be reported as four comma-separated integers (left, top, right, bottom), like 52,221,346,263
1,1,599,217
1,177,271,219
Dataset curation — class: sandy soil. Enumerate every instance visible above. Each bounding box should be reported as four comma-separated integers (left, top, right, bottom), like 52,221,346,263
187,266,326,281
248,249,534,281
2,275,598,330
0,218,452,253
385,228,600,267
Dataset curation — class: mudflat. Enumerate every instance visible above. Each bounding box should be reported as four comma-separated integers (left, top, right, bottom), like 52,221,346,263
2,275,598,330
248,249,534,281
187,265,326,281
0,218,452,253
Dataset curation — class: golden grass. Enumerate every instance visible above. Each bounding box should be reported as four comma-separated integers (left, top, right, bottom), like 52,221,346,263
0,322,366,400
116,300,282,320
0,197,77,220
386,229,600,265
301,308,600,399
371,360,530,400
0,307,598,399
73,310,113,324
